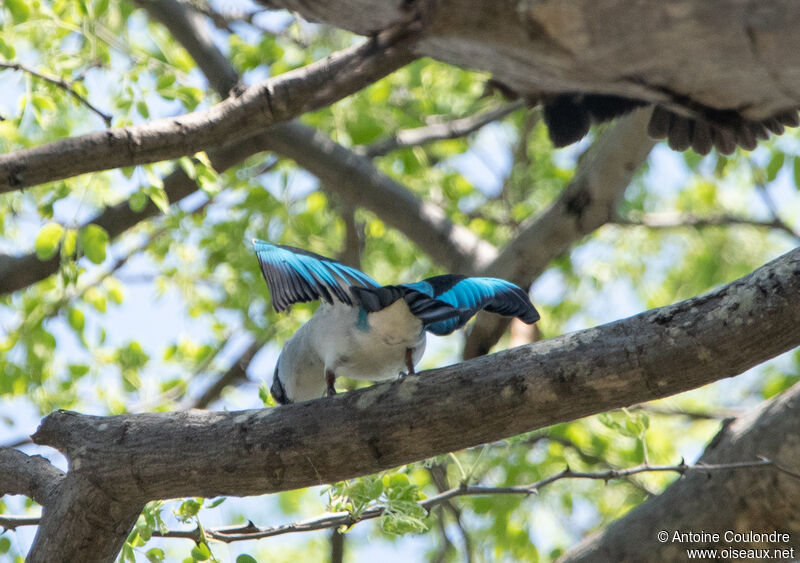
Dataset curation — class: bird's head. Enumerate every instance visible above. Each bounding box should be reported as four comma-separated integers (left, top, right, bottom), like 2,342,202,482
270,342,328,404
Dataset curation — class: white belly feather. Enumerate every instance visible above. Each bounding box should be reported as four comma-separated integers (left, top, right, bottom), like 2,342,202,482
278,301,426,402
310,301,426,381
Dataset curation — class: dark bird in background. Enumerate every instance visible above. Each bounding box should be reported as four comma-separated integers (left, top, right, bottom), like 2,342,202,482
542,93,799,154
486,80,799,154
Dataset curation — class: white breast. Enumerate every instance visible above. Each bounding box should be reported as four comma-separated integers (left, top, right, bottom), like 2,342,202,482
309,301,426,381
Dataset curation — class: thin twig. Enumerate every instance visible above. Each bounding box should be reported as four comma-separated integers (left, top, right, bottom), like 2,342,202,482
629,403,740,420
614,211,800,242
188,338,266,409
362,101,525,157
0,61,113,126
755,181,800,241
5,457,777,543
0,515,41,531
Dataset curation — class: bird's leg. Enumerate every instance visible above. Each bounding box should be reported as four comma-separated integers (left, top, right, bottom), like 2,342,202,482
325,369,337,397
398,347,416,379
405,347,415,375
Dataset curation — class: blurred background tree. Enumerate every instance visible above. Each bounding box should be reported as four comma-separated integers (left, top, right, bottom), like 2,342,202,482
0,1,798,561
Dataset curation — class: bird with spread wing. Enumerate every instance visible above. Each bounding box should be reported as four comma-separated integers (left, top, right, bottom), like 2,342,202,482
253,240,540,404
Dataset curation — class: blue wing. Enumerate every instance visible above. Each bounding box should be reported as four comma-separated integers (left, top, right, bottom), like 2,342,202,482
252,239,378,312
410,275,539,335
351,274,539,336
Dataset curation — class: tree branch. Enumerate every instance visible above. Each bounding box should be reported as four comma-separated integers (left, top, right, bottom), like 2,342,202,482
362,101,525,157
0,448,64,507
0,61,112,126
260,122,497,273
190,339,265,409
2,458,783,543
0,129,279,296
256,0,800,121
0,515,42,531
614,211,800,242
18,247,800,560
0,22,419,194
560,382,800,561
464,109,656,358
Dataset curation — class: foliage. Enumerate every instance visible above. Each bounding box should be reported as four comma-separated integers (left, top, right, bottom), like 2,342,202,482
1,0,799,561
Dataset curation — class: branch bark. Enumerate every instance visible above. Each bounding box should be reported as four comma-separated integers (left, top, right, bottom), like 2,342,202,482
258,0,800,119
0,130,277,296
0,448,64,506
0,0,478,296
260,123,497,272
0,22,418,194
560,382,800,562
22,247,800,561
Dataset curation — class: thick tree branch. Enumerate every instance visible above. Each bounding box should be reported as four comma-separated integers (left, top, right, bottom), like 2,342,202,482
0,0,478,298
134,0,240,95
561,382,800,562
464,109,656,358
0,23,418,194
260,123,497,272
20,247,800,561
257,0,800,120
0,130,278,296
143,0,490,272
0,448,64,507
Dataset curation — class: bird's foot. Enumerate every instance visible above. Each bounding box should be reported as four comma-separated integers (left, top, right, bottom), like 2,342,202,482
325,369,337,397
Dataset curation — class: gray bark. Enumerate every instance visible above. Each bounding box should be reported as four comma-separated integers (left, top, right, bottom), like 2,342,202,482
0,25,417,194
259,0,800,118
18,246,800,561
561,383,800,562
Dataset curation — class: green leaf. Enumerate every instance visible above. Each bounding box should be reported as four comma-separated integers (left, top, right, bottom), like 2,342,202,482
84,287,107,313
191,542,211,561
121,542,136,563
4,0,31,22
157,73,176,90
176,498,202,521
236,556,258,563
68,364,90,377
793,156,800,190
0,537,10,554
144,186,170,214
32,93,57,112
62,228,77,256
67,307,85,332
35,222,64,260
129,190,148,212
0,37,15,59
146,548,165,562
258,381,273,406
79,224,109,264
766,152,784,182
206,497,226,509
